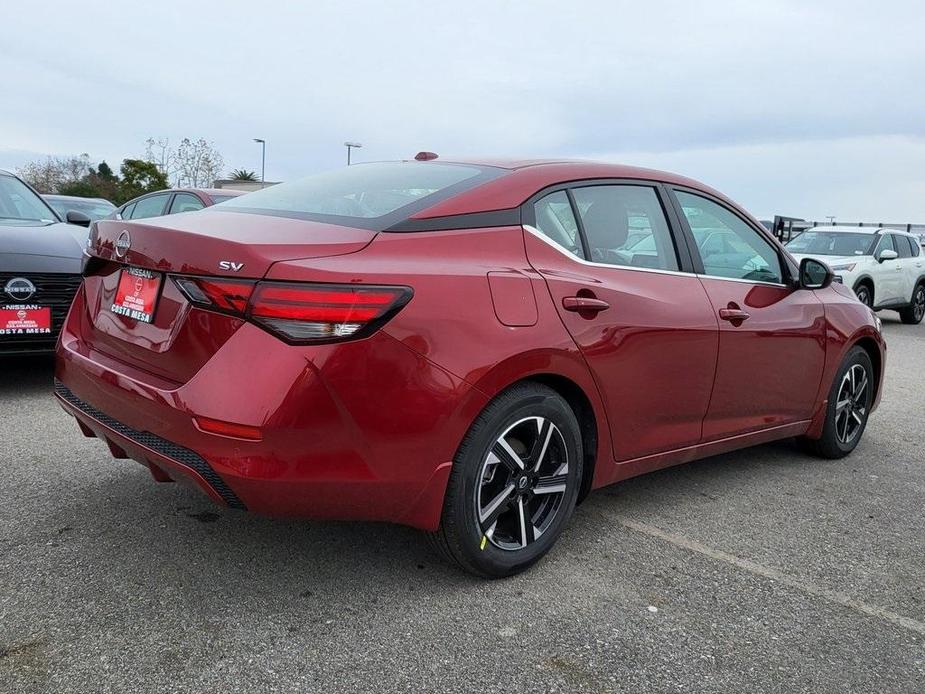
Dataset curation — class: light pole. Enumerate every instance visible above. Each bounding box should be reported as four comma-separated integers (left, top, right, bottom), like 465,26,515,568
253,138,266,184
344,141,362,166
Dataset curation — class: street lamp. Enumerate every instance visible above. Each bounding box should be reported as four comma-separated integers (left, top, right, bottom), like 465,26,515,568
253,138,266,184
344,141,362,166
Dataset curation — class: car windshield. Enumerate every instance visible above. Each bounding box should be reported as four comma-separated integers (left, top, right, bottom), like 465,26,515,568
785,231,873,256
45,197,115,221
0,175,58,226
216,161,502,229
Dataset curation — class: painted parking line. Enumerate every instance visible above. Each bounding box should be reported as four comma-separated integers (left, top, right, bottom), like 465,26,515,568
615,515,925,637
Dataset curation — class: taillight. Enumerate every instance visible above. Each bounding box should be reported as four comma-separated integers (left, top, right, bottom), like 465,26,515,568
174,277,411,344
249,283,412,343
174,277,255,315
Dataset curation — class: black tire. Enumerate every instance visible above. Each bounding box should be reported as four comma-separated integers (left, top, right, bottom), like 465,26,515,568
853,281,873,308
800,346,874,459
899,282,925,325
428,382,583,578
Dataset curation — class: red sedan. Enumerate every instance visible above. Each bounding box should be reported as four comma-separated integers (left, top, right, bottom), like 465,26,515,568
55,157,885,577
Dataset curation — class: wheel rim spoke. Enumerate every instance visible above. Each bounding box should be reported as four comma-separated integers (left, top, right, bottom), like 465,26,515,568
479,484,515,526
534,474,568,495
529,418,554,472
517,498,535,548
492,439,525,472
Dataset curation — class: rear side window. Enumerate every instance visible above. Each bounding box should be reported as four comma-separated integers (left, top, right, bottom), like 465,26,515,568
911,237,922,257
130,195,169,220
217,161,503,230
532,191,584,258
572,185,679,271
676,191,783,284
170,193,205,213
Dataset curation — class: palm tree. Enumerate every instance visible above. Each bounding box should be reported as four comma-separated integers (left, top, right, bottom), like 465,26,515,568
229,168,258,181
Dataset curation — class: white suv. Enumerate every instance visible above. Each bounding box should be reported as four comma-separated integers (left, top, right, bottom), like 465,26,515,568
786,226,925,324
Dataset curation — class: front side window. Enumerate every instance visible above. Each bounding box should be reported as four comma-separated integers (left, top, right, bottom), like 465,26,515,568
874,233,895,258
532,190,583,258
130,195,169,220
169,193,205,214
676,191,783,284
0,175,57,226
571,185,678,271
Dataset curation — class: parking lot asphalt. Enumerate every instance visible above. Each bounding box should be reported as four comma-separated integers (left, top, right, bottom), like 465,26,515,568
1,316,923,694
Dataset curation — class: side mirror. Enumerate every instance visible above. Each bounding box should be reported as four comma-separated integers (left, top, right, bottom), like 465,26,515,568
799,257,834,290
65,210,92,227
877,249,898,263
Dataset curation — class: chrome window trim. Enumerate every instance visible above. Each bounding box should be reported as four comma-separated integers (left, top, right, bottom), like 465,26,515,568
523,224,791,289
523,224,692,279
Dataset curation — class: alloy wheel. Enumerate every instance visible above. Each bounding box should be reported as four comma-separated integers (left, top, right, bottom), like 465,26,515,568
475,417,569,551
834,364,869,445
855,286,872,307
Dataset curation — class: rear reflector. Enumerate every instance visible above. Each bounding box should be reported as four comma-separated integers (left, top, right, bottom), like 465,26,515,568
194,416,263,441
174,277,412,344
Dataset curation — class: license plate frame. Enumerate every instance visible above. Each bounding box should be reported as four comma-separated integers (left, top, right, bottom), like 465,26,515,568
0,305,52,336
110,267,163,324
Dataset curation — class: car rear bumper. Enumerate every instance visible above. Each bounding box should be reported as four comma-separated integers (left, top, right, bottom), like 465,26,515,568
55,317,487,530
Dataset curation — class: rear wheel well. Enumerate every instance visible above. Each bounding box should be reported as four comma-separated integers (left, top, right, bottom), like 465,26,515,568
524,374,598,503
852,337,882,403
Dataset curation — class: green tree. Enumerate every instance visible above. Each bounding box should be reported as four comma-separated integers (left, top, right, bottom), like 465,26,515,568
117,159,168,204
230,168,258,181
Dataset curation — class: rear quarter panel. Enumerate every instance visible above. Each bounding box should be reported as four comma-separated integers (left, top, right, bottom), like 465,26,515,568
267,226,613,489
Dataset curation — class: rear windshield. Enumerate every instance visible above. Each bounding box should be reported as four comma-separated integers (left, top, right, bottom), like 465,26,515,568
215,161,502,229
785,231,875,256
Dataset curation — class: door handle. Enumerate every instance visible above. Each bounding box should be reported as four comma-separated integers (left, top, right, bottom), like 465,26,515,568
562,296,610,313
719,307,750,323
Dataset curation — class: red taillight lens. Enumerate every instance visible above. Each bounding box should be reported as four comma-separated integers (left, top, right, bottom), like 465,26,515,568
175,277,255,315
248,283,412,343
174,276,412,344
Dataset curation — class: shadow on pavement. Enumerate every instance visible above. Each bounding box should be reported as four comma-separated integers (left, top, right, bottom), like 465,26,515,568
0,355,55,396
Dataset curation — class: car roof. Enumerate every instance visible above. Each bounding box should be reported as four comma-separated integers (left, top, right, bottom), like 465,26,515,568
178,188,246,197
410,158,740,220
44,194,113,204
809,225,915,237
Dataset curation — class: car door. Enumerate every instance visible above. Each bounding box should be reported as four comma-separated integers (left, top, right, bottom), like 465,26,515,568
871,233,903,304
523,182,718,462
670,189,826,440
891,233,918,303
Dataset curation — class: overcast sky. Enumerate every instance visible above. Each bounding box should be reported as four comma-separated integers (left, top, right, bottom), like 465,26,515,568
2,0,923,221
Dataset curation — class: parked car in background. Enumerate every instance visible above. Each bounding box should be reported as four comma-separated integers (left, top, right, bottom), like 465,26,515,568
43,195,115,225
0,170,85,355
113,188,245,220
786,225,925,324
56,158,885,577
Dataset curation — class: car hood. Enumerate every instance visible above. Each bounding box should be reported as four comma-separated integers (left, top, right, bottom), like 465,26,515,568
0,221,87,274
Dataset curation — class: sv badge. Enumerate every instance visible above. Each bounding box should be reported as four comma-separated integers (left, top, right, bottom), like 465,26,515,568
219,261,245,272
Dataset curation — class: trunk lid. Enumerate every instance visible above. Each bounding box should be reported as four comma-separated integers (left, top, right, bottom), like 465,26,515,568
80,211,377,383
92,210,376,278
